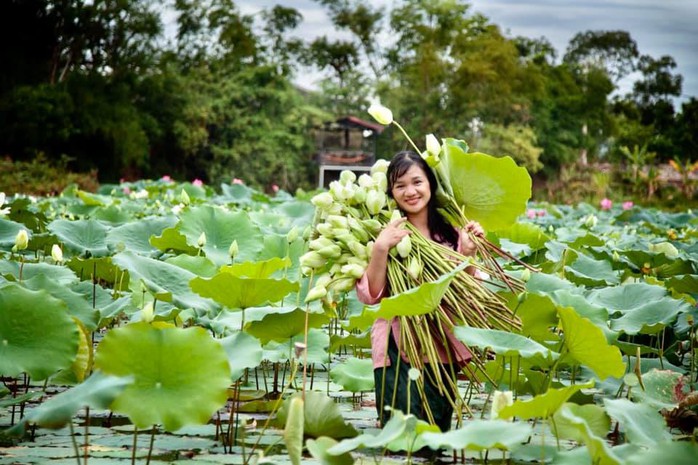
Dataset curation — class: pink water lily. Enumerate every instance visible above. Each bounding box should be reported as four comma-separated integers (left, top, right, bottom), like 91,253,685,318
600,198,612,210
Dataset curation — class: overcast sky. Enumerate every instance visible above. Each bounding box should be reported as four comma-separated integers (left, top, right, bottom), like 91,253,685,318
235,0,697,106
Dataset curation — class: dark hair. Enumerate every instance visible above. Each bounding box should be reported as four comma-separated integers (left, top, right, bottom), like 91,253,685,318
386,151,458,249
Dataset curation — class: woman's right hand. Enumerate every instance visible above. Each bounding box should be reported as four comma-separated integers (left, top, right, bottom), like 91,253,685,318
373,217,411,255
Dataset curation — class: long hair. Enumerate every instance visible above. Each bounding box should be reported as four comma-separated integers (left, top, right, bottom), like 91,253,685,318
386,151,458,249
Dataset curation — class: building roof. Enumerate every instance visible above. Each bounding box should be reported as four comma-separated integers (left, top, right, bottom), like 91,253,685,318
334,116,385,134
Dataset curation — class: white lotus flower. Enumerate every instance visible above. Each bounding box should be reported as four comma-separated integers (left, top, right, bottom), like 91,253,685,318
367,103,393,125
0,192,9,216
51,244,63,262
228,240,238,258
197,232,207,248
366,190,386,215
491,390,514,420
425,134,441,157
12,229,29,252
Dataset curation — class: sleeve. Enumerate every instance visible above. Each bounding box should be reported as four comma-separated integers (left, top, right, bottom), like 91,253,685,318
355,273,385,305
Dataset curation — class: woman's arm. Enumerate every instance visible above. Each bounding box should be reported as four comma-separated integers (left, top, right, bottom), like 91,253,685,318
458,221,485,277
363,217,411,297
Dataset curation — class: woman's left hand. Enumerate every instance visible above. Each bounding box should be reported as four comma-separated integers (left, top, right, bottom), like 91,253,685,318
459,221,484,256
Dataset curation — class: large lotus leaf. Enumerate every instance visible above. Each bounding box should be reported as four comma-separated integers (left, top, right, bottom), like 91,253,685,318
150,226,199,255
0,218,29,249
610,298,691,335
550,402,610,443
284,396,304,465
51,319,92,385
327,409,408,454
177,205,263,266
558,307,625,380
498,381,594,420
556,404,621,465
258,235,306,278
190,273,299,309
67,257,129,291
220,182,256,205
48,219,110,257
276,391,357,439
270,200,316,230
330,331,371,353
262,328,330,364
624,442,698,465
221,256,292,279
586,283,667,314
93,205,132,225
547,290,617,343
112,251,217,313
622,249,694,278
22,274,99,330
94,322,231,431
330,358,374,393
218,332,263,380
513,293,559,341
165,255,218,277
630,368,685,409
526,272,581,296
106,216,176,256
21,371,133,429
440,145,531,231
454,326,558,363
348,262,467,330
603,398,671,446
306,437,355,465
496,222,550,251
420,419,532,452
0,284,79,380
565,253,620,286
665,274,698,295
0,261,77,285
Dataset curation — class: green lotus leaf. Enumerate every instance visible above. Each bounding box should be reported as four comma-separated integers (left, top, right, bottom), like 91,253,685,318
327,409,410,455
565,253,620,286
610,298,691,335
0,284,79,380
48,219,110,257
665,274,698,295
495,222,550,251
624,442,698,465
221,256,292,279
67,257,129,291
106,216,176,256
258,235,306,278
150,226,199,255
165,255,218,277
306,436,354,465
498,381,594,420
220,182,256,205
0,261,78,285
94,322,231,431
558,307,625,380
262,328,329,364
526,272,581,296
440,146,531,231
22,371,133,429
514,293,559,341
420,419,532,452
191,273,299,309
330,358,374,393
51,319,92,385
556,404,621,465
603,398,671,446
22,274,100,330
0,218,29,249
218,332,263,380
348,262,468,330
178,205,263,266
550,402,610,443
93,205,132,225
284,396,304,465
454,326,558,362
112,251,217,313
586,283,667,313
276,391,357,440
329,332,371,353
630,368,685,409
76,190,107,206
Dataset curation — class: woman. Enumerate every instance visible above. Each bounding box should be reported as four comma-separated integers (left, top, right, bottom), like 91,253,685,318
356,151,484,432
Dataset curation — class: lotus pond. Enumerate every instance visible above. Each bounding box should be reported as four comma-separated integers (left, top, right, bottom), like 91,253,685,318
1,179,697,464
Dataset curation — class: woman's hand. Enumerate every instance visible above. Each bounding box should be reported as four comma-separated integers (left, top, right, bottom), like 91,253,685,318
459,220,484,257
373,217,411,255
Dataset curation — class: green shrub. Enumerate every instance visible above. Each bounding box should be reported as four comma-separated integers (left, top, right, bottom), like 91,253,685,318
0,155,99,196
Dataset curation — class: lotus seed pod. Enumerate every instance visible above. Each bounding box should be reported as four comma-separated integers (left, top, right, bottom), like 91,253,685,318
340,170,357,184
311,192,334,209
51,244,63,262
197,232,207,248
300,251,326,269
305,285,327,302
358,173,375,189
396,235,412,258
367,103,393,125
341,263,365,279
13,229,29,252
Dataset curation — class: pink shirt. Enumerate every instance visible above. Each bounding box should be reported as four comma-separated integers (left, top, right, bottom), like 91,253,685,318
356,234,473,369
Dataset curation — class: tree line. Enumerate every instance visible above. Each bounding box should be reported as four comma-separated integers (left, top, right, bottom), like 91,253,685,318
0,0,695,192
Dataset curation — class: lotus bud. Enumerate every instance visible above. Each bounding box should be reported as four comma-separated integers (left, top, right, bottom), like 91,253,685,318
366,190,386,215
347,217,369,242
286,226,299,243
358,174,376,189
332,230,354,244
329,263,342,275
141,302,155,323
180,189,190,206
300,251,326,269
370,159,390,175
396,235,412,258
367,103,393,125
407,256,423,280
311,192,334,209
51,244,63,262
583,214,597,228
326,203,344,216
317,244,342,259
425,134,441,157
329,277,356,293
309,237,334,251
197,232,207,248
340,170,357,184
301,265,313,276
341,263,365,279
305,285,327,302
353,186,367,204
347,240,367,259
491,390,514,420
362,219,382,234
612,250,621,262
327,215,349,230
372,171,388,192
345,256,368,267
13,229,29,252
390,209,402,223
520,268,531,282
366,241,374,258
316,223,334,237
315,274,332,288
229,240,239,258
301,226,312,240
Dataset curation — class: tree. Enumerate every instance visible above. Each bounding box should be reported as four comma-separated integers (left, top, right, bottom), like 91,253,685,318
563,30,639,82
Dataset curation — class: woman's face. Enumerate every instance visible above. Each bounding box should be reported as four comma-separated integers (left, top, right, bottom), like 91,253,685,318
390,163,431,216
